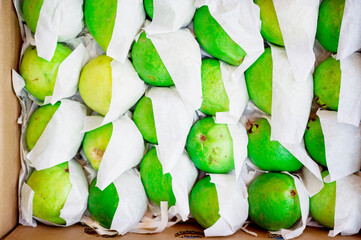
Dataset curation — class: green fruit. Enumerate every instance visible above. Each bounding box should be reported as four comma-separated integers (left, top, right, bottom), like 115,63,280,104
304,116,327,167
140,148,176,207
247,118,303,172
144,0,154,19
133,96,157,144
316,0,345,53
310,171,335,229
26,102,61,150
194,6,247,66
88,179,119,229
27,162,72,225
83,123,113,170
79,55,113,116
199,59,230,116
22,0,43,34
189,176,220,229
20,44,72,101
248,173,301,231
186,117,234,173
314,57,341,111
254,0,284,46
131,32,174,86
84,0,117,52
245,48,272,115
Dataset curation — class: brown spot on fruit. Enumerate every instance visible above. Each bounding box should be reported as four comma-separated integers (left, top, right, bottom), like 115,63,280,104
246,120,253,134
64,168,69,173
290,190,296,197
91,148,104,161
219,134,223,138
200,135,206,142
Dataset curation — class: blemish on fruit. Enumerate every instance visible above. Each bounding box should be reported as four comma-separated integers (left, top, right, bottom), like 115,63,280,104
290,190,296,197
200,135,206,142
64,168,69,173
91,148,104,160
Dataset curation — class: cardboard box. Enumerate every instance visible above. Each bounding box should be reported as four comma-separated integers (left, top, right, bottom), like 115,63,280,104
0,0,358,239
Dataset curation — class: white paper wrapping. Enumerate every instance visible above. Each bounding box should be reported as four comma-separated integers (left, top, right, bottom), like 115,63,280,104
145,0,195,34
94,115,145,191
26,99,86,170
330,173,361,236
82,59,146,132
35,0,84,61
110,169,148,235
215,62,249,124
146,29,203,110
146,87,194,173
317,109,361,182
195,0,264,73
270,45,313,144
338,52,361,126
337,0,361,60
107,0,145,63
20,159,88,226
273,0,319,83
204,172,248,237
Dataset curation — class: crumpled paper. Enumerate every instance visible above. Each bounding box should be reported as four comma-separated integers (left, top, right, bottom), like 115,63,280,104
20,159,89,227
107,0,145,63
145,0,195,34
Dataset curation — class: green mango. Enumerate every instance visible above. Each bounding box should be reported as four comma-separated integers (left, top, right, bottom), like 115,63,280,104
186,117,234,173
304,115,327,167
248,173,301,231
22,0,43,34
20,44,72,101
247,118,303,172
144,0,154,19
193,6,247,66
189,176,220,229
133,96,158,144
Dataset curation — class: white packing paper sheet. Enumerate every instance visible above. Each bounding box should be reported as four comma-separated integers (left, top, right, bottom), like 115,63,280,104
204,172,248,237
273,0,319,83
146,29,203,110
27,99,87,170
317,109,361,182
146,87,194,173
95,115,145,191
107,0,145,63
145,0,195,34
337,0,361,60
35,0,84,61
270,44,313,145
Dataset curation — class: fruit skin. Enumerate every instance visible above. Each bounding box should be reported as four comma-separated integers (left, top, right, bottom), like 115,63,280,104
79,55,113,116
254,0,284,46
83,123,113,170
247,118,303,172
26,102,61,150
133,96,158,144
194,6,247,66
84,0,117,52
316,0,345,53
186,117,234,173
199,59,230,116
314,57,341,111
20,44,72,101
245,48,272,115
27,162,72,225
144,0,154,19
304,116,327,167
88,179,119,229
131,32,174,86
310,171,335,229
140,148,176,207
248,173,301,231
189,176,220,229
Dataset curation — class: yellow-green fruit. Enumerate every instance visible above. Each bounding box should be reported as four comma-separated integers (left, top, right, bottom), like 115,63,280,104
254,0,284,46
26,102,61,150
133,96,158,144
144,0,154,19
199,59,230,116
314,57,341,111
194,6,247,66
245,48,273,115
248,173,301,231
316,0,345,53
79,55,113,115
27,162,72,225
310,171,335,229
189,176,220,229
304,116,327,167
20,44,72,101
